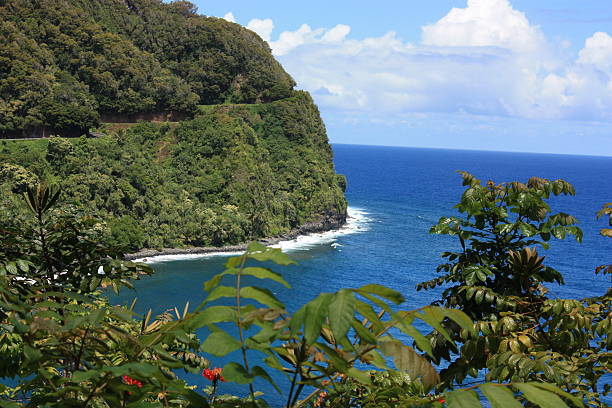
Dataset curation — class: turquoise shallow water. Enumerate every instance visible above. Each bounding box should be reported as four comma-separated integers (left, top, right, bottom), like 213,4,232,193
113,144,612,406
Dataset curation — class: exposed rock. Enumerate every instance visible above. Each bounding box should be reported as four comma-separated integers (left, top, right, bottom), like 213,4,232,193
125,210,347,261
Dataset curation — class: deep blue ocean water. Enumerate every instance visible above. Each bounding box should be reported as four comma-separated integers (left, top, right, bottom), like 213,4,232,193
113,144,612,406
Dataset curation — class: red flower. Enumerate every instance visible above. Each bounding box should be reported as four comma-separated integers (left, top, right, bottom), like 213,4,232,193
122,375,143,395
203,367,225,382
122,375,143,388
438,398,446,404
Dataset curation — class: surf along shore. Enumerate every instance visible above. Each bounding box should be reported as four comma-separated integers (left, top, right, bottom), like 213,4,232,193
124,211,348,261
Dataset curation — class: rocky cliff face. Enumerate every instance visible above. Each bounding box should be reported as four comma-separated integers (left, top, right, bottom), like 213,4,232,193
296,212,348,235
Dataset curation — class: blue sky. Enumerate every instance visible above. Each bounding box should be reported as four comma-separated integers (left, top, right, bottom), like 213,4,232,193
188,0,612,156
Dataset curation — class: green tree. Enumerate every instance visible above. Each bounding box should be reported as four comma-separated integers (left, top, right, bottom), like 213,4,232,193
418,172,610,406
40,71,100,134
0,185,209,406
108,215,146,251
0,163,37,193
0,0,298,135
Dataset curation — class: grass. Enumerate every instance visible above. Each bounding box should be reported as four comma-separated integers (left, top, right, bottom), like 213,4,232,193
0,138,48,155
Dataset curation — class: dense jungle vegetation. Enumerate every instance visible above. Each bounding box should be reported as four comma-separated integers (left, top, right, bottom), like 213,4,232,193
0,0,347,250
0,0,295,136
0,92,347,250
0,175,609,407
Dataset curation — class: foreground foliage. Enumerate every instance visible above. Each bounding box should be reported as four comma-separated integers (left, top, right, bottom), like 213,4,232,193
1,182,607,407
418,172,611,406
0,185,210,406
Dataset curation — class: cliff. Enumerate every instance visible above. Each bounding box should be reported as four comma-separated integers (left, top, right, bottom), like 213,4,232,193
0,0,347,249
0,94,347,249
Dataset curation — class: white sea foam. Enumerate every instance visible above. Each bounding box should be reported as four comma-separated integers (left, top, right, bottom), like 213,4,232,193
135,207,371,263
272,207,371,252
132,250,243,264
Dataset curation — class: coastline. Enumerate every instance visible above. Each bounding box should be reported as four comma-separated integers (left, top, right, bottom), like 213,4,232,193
124,211,348,262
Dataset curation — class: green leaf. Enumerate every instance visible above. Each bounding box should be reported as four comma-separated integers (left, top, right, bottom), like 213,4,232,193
303,293,333,344
5,263,18,275
351,319,378,345
205,285,237,303
182,389,211,407
446,389,481,408
249,325,278,344
346,367,372,385
188,306,236,329
242,267,290,288
357,284,404,304
551,227,566,240
480,384,522,408
201,331,242,357
289,304,307,336
43,187,61,212
475,290,485,304
328,289,356,340
240,286,283,308
395,320,433,357
72,370,101,383
530,383,583,407
443,308,476,336
417,307,452,343
317,343,350,372
355,301,384,333
519,223,537,237
246,243,296,266
104,362,158,378
222,362,253,384
16,259,30,272
23,345,42,363
204,274,225,292
252,366,281,393
379,340,440,390
514,383,568,408
363,349,388,369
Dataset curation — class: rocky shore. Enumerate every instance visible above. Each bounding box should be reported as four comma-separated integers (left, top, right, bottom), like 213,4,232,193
124,211,347,261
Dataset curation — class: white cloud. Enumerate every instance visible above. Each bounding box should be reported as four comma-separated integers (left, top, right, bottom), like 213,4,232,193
279,38,530,116
247,18,274,42
421,0,546,54
321,24,351,43
268,24,354,56
577,31,612,70
269,24,316,56
533,32,612,121
234,1,612,122
222,12,236,23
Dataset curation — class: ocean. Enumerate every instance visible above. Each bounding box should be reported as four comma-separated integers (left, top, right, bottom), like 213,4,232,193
113,144,612,405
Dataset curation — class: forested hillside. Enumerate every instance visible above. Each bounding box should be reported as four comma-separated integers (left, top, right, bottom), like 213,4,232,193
0,92,347,249
0,0,347,249
0,0,295,136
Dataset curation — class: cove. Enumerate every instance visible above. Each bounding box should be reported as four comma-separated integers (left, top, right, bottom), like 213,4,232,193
112,144,612,406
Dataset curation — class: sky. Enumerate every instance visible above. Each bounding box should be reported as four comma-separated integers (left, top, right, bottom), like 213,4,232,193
187,0,612,156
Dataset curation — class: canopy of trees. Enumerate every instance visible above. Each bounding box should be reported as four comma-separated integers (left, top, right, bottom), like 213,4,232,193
0,93,347,250
0,0,295,136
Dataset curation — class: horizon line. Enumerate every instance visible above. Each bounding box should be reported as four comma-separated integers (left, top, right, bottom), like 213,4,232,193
330,142,612,159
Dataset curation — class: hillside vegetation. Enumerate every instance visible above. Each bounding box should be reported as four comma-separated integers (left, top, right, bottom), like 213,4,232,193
0,93,347,249
0,0,295,136
0,0,347,249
